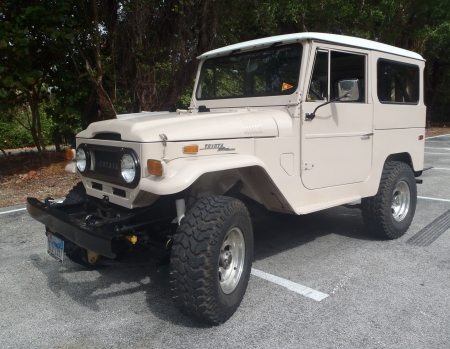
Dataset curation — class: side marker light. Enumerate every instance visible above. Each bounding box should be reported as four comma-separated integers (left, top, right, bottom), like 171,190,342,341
183,145,198,154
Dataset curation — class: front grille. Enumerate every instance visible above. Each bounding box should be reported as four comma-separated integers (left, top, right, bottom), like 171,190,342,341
78,144,140,188
94,149,119,177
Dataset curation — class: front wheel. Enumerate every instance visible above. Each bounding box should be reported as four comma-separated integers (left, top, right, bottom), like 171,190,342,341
361,161,417,239
169,196,253,325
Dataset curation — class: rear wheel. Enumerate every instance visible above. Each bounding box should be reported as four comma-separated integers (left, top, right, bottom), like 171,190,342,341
361,161,417,239
169,196,253,325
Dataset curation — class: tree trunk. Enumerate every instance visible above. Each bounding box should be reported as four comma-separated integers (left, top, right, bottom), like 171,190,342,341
25,90,45,164
26,91,42,152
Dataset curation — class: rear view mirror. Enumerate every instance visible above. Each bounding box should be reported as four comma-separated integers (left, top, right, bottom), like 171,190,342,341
337,79,360,101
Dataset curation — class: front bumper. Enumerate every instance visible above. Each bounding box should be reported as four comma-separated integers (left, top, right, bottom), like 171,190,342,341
27,197,118,258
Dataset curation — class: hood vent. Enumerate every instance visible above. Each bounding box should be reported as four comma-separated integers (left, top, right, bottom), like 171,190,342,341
93,133,122,141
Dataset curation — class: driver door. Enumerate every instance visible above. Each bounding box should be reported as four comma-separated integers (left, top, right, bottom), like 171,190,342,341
301,45,373,190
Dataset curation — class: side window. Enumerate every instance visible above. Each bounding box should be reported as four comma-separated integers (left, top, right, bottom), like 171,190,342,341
330,51,366,102
377,59,419,104
307,50,328,101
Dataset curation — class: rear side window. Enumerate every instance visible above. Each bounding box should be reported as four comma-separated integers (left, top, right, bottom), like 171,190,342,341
377,59,419,104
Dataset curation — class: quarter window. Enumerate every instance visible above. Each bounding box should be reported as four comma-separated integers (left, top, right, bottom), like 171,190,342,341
377,60,419,104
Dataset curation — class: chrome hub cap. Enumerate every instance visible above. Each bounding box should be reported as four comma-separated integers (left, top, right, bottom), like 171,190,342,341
391,180,411,222
218,227,245,294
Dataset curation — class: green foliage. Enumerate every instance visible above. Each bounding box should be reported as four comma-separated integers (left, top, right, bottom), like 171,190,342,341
1,0,450,146
0,106,54,149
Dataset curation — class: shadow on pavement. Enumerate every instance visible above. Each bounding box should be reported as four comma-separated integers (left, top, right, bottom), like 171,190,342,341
29,199,377,327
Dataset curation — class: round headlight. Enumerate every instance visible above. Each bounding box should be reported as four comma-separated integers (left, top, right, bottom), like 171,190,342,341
76,148,87,172
121,153,136,183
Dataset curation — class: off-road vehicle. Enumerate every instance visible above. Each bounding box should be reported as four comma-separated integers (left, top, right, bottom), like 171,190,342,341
28,32,425,324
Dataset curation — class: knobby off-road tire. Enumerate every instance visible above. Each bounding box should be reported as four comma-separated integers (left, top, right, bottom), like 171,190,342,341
169,196,253,325
361,161,417,239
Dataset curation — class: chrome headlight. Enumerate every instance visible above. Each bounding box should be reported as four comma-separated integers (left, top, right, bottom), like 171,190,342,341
121,153,136,183
76,147,87,172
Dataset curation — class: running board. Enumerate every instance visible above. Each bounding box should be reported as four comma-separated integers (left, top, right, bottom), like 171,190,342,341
295,196,361,215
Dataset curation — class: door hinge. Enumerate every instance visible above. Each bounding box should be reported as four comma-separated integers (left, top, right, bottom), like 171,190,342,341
286,101,300,117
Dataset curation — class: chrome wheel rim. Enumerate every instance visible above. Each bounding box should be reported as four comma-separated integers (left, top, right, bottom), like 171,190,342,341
218,227,245,294
391,180,411,222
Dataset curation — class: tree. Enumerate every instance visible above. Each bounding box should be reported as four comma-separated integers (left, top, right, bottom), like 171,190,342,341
0,0,77,151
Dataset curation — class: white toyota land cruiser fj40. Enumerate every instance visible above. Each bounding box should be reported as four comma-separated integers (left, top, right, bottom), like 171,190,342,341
28,32,425,324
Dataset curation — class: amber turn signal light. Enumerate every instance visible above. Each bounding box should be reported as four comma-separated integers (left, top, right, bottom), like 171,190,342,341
183,145,198,154
148,159,164,176
65,148,76,160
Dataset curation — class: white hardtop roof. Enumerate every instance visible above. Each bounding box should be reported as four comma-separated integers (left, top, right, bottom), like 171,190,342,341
197,32,424,61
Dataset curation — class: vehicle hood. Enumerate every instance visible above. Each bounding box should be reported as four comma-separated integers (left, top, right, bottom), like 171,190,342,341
77,110,282,142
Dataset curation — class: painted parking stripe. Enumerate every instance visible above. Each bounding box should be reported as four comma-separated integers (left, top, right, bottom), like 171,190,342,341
430,167,450,171
251,268,329,301
426,134,450,139
418,196,450,203
425,147,450,151
424,152,450,155
0,208,27,215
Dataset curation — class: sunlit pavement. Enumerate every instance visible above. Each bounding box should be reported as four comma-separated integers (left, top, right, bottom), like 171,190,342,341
1,135,450,349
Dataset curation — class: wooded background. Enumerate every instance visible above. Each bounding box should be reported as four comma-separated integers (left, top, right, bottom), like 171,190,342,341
1,0,450,153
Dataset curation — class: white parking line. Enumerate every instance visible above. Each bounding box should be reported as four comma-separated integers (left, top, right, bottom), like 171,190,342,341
430,167,450,171
251,268,329,301
418,196,450,203
0,208,27,215
425,147,450,151
425,152,450,155
426,134,450,139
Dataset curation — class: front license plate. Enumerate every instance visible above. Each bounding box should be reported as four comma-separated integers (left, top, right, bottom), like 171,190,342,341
47,233,64,263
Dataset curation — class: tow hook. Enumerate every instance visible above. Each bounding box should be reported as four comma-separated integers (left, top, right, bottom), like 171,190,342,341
87,250,100,265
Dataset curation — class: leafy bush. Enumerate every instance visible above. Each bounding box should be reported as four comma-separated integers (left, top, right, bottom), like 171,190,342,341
0,111,54,149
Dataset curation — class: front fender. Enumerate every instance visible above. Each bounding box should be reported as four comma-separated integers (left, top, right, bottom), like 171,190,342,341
139,154,266,195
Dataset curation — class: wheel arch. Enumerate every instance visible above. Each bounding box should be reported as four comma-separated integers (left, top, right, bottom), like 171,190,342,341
186,166,294,213
138,155,294,213
384,152,422,177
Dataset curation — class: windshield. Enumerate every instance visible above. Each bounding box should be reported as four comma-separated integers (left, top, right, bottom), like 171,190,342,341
196,43,303,100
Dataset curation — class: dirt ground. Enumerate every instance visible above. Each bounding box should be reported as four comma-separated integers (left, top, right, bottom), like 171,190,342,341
1,127,449,209
0,151,79,208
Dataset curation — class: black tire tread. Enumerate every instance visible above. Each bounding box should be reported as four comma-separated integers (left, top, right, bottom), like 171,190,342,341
169,196,251,325
361,161,415,239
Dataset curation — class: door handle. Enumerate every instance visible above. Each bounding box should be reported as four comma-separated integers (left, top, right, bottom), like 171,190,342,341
363,133,374,137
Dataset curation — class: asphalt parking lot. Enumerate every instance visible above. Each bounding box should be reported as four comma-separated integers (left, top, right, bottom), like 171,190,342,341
1,134,450,349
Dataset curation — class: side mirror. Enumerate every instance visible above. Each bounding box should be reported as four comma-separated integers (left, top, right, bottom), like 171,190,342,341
305,79,362,121
337,79,360,101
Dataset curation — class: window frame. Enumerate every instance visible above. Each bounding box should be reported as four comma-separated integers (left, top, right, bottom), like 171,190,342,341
377,58,420,105
307,47,367,104
195,43,303,101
